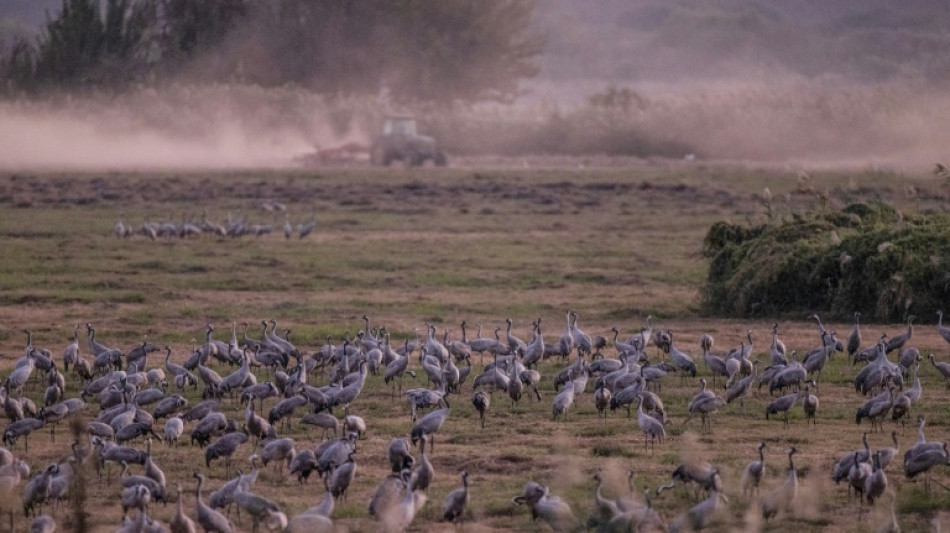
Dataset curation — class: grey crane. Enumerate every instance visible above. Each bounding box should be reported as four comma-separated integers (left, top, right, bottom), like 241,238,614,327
865,451,888,504
62,324,80,373
121,484,152,519
466,322,505,364
504,318,528,356
700,335,729,386
328,450,357,501
243,402,273,443
833,433,871,486
594,384,611,422
28,514,56,533
209,468,257,518
0,459,30,531
878,431,900,471
657,462,722,500
383,348,414,399
884,315,914,354
938,310,950,345
232,487,284,533
410,436,434,493
848,450,872,502
551,376,575,424
38,403,68,442
726,360,758,415
0,389,24,423
164,347,196,390
847,312,862,362
635,396,665,452
5,355,34,397
742,442,767,497
803,333,833,385
379,467,427,532
170,483,197,533
164,414,184,447
260,437,296,473
471,390,490,428
685,379,725,433
194,472,235,533
904,441,949,490
522,318,545,369
765,389,805,427
591,472,623,526
343,413,366,439
637,390,667,424
557,312,575,361
3,417,44,452
300,412,339,440
608,381,644,417
205,432,249,476
891,386,912,427
570,311,593,358
767,324,787,366
368,468,411,522
760,447,798,521
23,463,58,519
387,437,415,473
669,488,728,532
666,331,697,382
512,481,579,533
316,433,358,478
411,406,450,450
802,382,819,425
267,395,307,430
405,385,448,423
928,353,950,390
442,470,469,525
289,449,318,483
856,387,895,433
153,394,187,421
286,494,333,533
86,323,115,357
769,357,806,395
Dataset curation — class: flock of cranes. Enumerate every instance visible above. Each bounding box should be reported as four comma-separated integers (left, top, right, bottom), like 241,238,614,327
113,212,317,240
0,310,948,531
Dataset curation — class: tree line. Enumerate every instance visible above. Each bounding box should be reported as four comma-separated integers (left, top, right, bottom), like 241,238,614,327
0,0,543,104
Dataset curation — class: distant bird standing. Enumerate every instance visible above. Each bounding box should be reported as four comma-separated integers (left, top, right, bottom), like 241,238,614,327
512,482,578,533
742,442,767,497
411,406,450,450
847,312,862,363
884,316,914,354
802,382,819,425
766,389,805,428
193,472,235,533
635,396,666,452
760,447,799,521
442,470,469,525
471,391,490,429
170,483,197,533
296,216,316,239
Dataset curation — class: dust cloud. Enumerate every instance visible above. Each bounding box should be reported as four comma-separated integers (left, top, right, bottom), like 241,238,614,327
0,87,366,171
4,1,950,171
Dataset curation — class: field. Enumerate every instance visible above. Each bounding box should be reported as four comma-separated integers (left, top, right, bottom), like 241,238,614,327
0,164,949,532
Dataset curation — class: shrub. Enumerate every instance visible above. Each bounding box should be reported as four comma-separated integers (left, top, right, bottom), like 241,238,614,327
702,201,950,322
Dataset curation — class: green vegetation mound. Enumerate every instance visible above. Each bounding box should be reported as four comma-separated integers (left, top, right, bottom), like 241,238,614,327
702,202,950,322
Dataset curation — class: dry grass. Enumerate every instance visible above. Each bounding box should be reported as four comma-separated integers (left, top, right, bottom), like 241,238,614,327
0,166,948,532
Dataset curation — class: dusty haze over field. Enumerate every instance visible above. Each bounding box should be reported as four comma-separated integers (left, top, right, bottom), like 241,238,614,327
1,0,949,170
